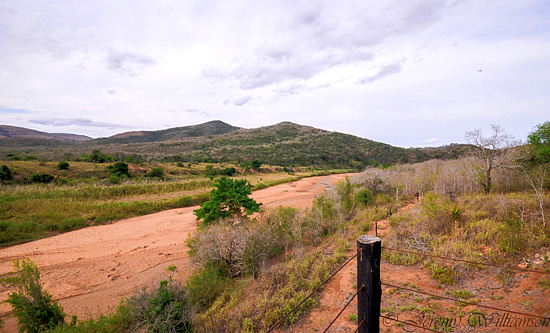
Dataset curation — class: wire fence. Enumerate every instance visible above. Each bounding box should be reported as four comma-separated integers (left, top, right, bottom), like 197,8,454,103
2,238,548,331
266,239,550,332
267,248,363,332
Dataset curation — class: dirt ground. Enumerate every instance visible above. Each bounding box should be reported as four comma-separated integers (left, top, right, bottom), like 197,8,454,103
282,202,550,333
0,173,355,332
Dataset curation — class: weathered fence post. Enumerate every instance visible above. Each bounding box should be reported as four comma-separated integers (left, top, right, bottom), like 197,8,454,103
357,235,381,333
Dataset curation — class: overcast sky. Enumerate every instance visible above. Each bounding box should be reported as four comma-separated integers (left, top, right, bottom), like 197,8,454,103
1,0,548,147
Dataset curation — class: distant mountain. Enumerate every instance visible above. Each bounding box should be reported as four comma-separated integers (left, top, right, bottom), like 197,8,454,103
0,121,471,169
96,120,241,144
0,125,91,142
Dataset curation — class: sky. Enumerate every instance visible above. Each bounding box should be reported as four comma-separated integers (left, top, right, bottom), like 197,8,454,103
0,0,549,148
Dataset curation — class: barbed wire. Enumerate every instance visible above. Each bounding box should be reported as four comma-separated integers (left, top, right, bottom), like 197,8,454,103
382,246,550,274
353,317,365,333
381,281,550,321
322,284,364,333
266,248,362,332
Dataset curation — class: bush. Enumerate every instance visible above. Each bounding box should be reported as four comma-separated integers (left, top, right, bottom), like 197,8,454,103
187,219,284,278
57,161,70,170
146,167,165,179
107,162,130,178
0,259,66,332
355,189,374,207
185,263,230,311
32,173,55,183
0,165,13,181
220,167,236,177
125,278,194,332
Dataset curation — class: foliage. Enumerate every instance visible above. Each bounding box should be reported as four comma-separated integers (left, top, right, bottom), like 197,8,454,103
355,189,374,207
0,259,66,332
124,278,194,332
0,164,13,181
107,162,130,178
32,173,55,183
336,176,355,217
146,167,164,179
527,121,550,164
220,167,236,177
187,219,284,278
193,176,262,226
56,161,70,170
185,263,230,311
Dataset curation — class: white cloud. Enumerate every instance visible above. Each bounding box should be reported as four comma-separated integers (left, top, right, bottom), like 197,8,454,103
0,0,548,146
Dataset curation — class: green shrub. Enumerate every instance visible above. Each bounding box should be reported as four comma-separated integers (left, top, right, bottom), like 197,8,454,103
0,259,66,332
107,162,130,178
128,279,194,332
355,189,374,207
31,173,55,183
146,167,165,179
185,263,230,311
0,165,13,181
57,161,70,170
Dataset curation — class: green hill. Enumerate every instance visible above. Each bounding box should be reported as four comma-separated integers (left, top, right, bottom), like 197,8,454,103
0,121,470,169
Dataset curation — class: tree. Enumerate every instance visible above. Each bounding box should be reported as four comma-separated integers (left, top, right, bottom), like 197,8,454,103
0,165,13,181
146,167,165,179
465,124,519,194
56,161,70,170
528,121,550,163
0,259,66,332
32,173,54,183
107,162,130,178
193,177,262,227
523,121,550,227
251,160,262,171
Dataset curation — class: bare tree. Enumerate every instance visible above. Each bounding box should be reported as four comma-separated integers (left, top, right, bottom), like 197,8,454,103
465,124,520,194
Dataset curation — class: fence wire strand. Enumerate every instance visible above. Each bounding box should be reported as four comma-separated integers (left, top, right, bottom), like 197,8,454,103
382,246,550,275
354,317,365,333
381,281,550,321
322,284,364,333
266,248,362,332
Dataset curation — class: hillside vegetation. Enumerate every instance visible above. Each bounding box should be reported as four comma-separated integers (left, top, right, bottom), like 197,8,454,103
0,121,470,169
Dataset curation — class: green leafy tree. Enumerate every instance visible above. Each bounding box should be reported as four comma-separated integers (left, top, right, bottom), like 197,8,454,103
528,121,550,163
251,160,262,171
524,121,550,227
107,162,130,178
194,176,262,226
0,259,66,332
355,189,374,207
0,165,13,181
146,167,165,179
220,167,236,177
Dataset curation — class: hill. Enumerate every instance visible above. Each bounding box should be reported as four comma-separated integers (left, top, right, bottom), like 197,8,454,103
0,121,470,168
0,125,91,142
96,120,241,144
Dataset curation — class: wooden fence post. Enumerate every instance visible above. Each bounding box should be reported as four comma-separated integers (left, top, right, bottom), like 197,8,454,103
357,235,381,333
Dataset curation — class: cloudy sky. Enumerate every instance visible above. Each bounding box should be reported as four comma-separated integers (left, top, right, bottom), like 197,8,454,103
1,0,548,147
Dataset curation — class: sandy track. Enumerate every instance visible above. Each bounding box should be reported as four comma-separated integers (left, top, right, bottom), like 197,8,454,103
0,173,355,330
